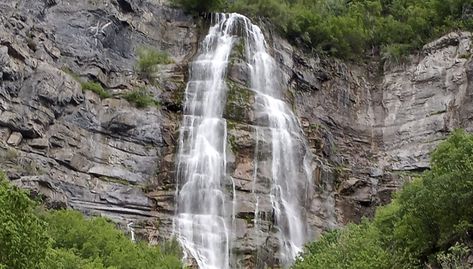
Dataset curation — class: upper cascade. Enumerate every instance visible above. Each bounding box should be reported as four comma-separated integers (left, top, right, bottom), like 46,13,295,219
174,13,314,269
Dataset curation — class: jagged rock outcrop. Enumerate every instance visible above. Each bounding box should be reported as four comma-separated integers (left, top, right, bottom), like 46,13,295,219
0,0,196,241
379,32,473,171
1,0,472,267
269,31,473,227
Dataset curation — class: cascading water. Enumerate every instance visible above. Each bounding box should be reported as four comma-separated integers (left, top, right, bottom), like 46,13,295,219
242,17,313,266
175,13,313,269
174,14,239,269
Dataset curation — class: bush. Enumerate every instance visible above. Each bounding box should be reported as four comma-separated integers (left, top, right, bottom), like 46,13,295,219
436,242,471,269
294,222,393,269
0,172,182,269
381,43,411,65
296,130,473,269
171,0,225,13
0,172,49,269
124,88,160,108
61,67,111,99
42,210,182,269
228,0,473,60
136,47,171,79
81,81,111,99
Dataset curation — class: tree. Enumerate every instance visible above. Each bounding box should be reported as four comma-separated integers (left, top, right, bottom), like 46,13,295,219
293,222,393,269
42,210,182,269
0,171,182,269
172,0,225,13
0,172,50,269
295,130,473,269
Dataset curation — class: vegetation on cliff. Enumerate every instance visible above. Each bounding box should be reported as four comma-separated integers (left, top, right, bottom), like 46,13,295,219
0,172,182,269
136,47,171,79
174,0,472,60
171,0,225,13
124,87,161,108
294,130,473,269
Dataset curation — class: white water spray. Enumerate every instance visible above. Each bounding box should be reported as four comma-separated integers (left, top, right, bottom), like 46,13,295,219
175,13,313,269
241,18,312,265
174,14,239,269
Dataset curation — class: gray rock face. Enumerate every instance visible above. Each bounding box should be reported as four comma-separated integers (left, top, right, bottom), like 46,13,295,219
0,0,195,242
379,32,473,171
271,31,473,226
1,0,472,267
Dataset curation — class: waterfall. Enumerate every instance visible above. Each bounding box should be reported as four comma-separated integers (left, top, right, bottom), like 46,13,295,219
242,16,312,266
175,13,313,269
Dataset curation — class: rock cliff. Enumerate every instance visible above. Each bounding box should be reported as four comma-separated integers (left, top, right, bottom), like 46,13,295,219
1,0,472,267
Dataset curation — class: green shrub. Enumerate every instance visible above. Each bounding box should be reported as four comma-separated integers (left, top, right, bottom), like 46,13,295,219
136,47,171,79
124,88,160,108
0,171,182,269
81,81,111,99
171,0,225,13
43,248,107,269
381,43,411,64
228,0,473,60
0,172,49,269
61,68,110,99
296,130,473,269
294,222,393,269
436,243,470,269
42,210,182,269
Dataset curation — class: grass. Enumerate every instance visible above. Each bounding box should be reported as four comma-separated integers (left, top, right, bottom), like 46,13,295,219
61,67,81,81
124,88,160,108
1,148,19,163
23,160,43,176
81,81,111,99
62,67,111,99
136,47,171,79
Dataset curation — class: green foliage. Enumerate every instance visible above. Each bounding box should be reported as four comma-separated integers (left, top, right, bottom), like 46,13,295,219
136,47,171,79
160,238,183,258
124,88,160,108
382,129,473,266
0,172,49,269
81,81,111,99
229,0,473,60
294,222,393,269
43,248,108,269
295,130,473,269
171,0,225,13
0,148,18,163
42,210,182,269
381,43,411,64
436,242,470,269
0,172,182,269
61,67,111,99
61,67,82,82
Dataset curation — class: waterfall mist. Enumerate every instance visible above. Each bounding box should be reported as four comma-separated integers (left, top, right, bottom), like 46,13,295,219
174,13,313,269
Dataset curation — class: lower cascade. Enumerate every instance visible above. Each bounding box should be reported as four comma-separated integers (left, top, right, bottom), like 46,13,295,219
174,13,314,268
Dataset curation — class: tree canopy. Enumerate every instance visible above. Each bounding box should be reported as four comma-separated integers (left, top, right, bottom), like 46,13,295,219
172,0,473,60
0,172,182,269
294,129,473,269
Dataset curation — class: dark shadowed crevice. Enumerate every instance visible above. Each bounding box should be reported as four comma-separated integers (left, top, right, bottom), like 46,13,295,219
116,0,134,13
